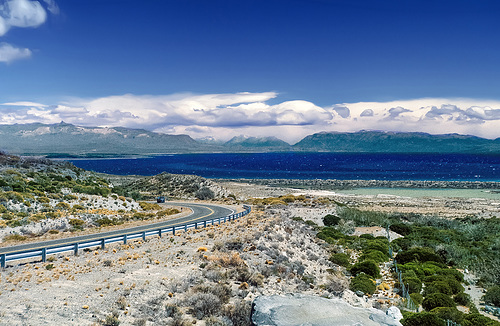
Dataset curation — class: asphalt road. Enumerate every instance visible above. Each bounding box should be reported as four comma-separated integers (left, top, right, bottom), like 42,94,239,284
0,202,235,255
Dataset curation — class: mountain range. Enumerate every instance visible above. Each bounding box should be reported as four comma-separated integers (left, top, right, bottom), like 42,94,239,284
1,122,500,156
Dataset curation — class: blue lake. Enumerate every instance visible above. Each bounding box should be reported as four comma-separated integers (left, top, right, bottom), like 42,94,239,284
67,153,500,181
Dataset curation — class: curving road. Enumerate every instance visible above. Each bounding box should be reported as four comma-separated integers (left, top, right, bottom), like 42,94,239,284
0,202,236,256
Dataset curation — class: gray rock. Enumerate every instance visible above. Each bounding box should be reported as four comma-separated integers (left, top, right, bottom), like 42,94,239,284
252,294,403,326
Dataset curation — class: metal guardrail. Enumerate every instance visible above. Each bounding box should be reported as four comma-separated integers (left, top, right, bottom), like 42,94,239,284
0,204,251,268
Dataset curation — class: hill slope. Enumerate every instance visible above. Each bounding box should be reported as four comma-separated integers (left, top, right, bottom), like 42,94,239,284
292,131,500,153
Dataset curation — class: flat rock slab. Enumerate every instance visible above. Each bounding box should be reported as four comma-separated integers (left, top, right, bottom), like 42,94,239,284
252,294,403,326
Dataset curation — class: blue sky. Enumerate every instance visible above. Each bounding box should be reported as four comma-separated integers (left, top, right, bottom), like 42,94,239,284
1,0,500,143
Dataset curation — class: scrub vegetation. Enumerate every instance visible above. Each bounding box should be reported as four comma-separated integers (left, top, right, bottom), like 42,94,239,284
316,206,500,325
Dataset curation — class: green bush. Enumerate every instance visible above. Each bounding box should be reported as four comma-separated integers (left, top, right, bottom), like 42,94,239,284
364,239,389,256
95,217,120,227
462,313,500,326
483,285,500,307
423,281,453,296
390,222,413,236
430,307,463,324
396,247,443,265
323,214,340,226
329,253,351,267
68,218,85,228
422,293,455,311
403,276,423,294
72,204,85,210
453,292,471,306
55,202,71,210
410,293,424,306
424,276,464,295
37,196,50,203
359,250,389,263
350,260,380,278
349,273,376,295
401,311,445,326
317,227,345,244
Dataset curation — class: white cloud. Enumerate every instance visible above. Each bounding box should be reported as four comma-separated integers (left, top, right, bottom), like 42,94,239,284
2,94,500,143
0,0,57,63
0,42,31,62
0,0,47,36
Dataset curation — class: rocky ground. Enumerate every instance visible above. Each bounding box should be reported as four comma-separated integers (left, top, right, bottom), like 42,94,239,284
0,200,360,325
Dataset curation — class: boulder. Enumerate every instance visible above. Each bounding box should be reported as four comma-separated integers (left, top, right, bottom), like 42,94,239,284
252,294,403,326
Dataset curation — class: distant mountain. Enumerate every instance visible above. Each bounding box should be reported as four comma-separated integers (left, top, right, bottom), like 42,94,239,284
292,131,500,153
1,123,500,156
224,136,291,150
0,122,212,157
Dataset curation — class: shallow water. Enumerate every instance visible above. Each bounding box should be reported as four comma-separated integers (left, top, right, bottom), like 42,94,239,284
335,187,500,199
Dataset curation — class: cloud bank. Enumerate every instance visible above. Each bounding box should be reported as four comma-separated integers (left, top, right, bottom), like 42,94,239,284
0,0,58,63
1,93,500,143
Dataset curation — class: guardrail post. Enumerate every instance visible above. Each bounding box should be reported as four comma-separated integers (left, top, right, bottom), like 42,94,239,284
1,254,5,268
101,239,105,250
142,231,146,241
173,226,176,236
204,221,207,228
41,248,47,263
123,234,127,244
158,229,162,238
74,243,79,256
195,222,198,229
184,224,187,232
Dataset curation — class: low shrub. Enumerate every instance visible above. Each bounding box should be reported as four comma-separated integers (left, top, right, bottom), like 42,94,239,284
410,293,424,306
3,234,27,241
138,202,161,211
68,218,85,228
422,293,455,311
462,313,500,326
329,253,351,267
403,276,423,294
359,250,389,263
55,202,71,210
401,311,445,326
193,284,231,304
37,197,50,203
396,247,443,265
195,187,215,200
350,260,380,278
389,222,413,236
222,300,252,326
349,273,376,295
63,194,78,201
323,214,340,226
430,307,464,324
453,292,471,306
186,293,222,319
483,285,500,307
95,217,121,227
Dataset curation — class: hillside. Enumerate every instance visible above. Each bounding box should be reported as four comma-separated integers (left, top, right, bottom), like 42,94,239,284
293,131,500,153
0,122,208,157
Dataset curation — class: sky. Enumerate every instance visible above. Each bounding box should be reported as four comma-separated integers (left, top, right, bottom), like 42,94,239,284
1,0,500,143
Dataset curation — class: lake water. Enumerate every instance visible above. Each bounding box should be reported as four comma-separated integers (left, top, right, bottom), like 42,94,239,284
68,152,500,182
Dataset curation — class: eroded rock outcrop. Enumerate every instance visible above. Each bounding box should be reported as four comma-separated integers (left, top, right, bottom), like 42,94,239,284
252,294,403,326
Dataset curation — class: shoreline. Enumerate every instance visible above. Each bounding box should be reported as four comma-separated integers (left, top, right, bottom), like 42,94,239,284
220,178,500,190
